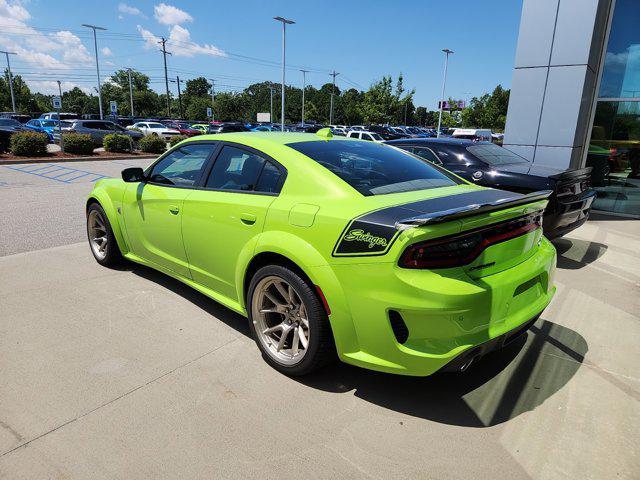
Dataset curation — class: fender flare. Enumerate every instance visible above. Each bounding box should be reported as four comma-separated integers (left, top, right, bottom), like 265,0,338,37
236,230,360,355
86,190,130,255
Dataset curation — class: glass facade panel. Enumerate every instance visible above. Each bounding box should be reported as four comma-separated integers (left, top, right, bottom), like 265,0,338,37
586,0,640,216
598,0,640,98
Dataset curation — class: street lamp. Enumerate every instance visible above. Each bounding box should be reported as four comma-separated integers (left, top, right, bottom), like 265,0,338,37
274,16,295,132
0,51,17,112
436,48,454,138
82,24,107,119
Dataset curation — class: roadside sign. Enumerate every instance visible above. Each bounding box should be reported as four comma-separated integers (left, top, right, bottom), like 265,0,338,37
206,107,212,117
52,96,62,109
110,101,117,114
257,112,271,123
438,100,466,110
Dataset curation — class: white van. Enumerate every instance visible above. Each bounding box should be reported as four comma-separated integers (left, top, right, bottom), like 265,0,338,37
346,130,384,143
452,128,493,142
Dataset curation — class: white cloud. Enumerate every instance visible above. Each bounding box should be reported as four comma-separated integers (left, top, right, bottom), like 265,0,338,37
137,25,160,50
101,47,113,57
0,0,30,22
26,80,92,95
168,25,226,57
118,2,141,16
49,30,93,63
154,3,192,25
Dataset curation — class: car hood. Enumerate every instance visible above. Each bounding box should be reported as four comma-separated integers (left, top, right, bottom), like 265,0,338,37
493,162,566,178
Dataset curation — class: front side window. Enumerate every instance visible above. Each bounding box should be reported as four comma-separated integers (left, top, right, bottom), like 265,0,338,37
287,140,459,196
466,143,528,165
148,123,166,129
206,146,272,192
148,143,215,187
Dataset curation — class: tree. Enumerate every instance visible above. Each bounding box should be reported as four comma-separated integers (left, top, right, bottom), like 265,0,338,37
461,85,510,131
184,77,211,98
110,69,150,91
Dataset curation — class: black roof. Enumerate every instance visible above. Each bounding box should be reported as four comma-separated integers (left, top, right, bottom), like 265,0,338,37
386,137,492,147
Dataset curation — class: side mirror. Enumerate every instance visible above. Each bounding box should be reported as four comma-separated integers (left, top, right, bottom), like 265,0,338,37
122,167,145,183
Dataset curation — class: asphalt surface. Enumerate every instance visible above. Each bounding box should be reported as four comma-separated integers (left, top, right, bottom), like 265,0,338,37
0,158,151,256
0,159,638,479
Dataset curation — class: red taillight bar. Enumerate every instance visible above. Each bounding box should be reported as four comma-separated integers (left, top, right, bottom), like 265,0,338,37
399,212,542,269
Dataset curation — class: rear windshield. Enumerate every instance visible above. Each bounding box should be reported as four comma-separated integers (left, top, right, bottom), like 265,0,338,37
287,140,459,196
467,143,528,165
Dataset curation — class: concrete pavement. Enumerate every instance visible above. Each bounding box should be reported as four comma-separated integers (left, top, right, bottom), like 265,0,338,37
0,205,638,478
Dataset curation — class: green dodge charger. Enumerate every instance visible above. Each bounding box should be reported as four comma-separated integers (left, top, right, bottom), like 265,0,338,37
86,130,556,376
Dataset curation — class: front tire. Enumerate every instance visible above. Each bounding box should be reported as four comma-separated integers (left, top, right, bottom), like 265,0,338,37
247,265,335,376
86,203,123,267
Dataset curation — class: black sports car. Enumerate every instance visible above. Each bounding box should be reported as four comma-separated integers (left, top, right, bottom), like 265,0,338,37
386,138,596,239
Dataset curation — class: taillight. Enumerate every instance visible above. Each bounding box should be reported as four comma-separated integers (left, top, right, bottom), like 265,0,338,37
399,213,542,269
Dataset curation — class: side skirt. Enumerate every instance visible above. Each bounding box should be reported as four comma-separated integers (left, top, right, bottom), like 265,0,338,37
123,252,247,317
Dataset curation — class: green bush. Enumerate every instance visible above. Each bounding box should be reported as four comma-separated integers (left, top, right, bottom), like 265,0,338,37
103,133,132,153
169,135,187,147
10,131,48,157
139,135,167,154
62,133,95,155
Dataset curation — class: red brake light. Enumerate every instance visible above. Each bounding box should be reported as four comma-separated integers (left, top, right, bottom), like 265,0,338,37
399,213,542,269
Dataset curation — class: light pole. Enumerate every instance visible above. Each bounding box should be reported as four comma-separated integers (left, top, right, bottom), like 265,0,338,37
0,51,17,113
329,70,339,125
158,37,172,117
300,69,308,126
56,80,64,153
127,68,134,117
274,16,295,131
81,24,107,119
437,48,453,138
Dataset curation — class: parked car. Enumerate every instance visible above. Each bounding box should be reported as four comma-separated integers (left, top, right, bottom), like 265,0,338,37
127,121,180,140
207,123,250,134
330,127,347,136
190,124,210,134
86,132,556,377
451,128,493,142
346,130,384,142
252,125,279,132
63,120,144,145
0,127,14,152
40,112,79,121
367,124,406,140
0,118,28,132
387,137,596,238
0,112,31,123
163,121,201,137
24,118,58,142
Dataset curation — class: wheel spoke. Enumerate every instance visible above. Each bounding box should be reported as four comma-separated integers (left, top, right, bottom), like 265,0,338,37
298,326,308,348
288,284,297,305
264,290,286,308
273,281,290,304
291,327,300,355
277,325,291,351
262,324,283,335
259,308,280,314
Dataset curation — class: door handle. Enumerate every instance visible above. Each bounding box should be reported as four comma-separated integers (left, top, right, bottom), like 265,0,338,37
169,205,180,215
239,213,257,225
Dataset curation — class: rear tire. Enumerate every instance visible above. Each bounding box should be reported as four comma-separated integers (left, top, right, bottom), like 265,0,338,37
86,203,123,267
247,265,335,376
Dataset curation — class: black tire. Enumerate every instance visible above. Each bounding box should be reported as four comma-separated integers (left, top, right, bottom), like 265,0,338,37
247,264,336,376
86,202,123,267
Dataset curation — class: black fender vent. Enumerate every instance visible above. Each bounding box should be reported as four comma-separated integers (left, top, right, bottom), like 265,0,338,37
389,310,409,344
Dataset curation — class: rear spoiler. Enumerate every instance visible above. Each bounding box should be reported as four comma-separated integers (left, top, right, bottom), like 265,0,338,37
549,167,592,181
394,190,552,229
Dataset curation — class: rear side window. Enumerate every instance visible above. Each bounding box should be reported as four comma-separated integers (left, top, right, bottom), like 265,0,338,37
287,140,459,196
255,161,283,193
467,143,528,165
408,147,442,165
206,146,266,191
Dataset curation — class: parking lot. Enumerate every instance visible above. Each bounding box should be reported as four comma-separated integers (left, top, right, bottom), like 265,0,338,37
0,158,639,479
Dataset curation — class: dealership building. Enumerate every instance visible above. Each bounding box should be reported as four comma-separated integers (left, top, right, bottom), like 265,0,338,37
503,0,639,217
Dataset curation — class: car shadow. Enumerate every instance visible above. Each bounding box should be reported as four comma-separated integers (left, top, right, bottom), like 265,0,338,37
552,237,608,270
293,318,587,428
121,263,586,428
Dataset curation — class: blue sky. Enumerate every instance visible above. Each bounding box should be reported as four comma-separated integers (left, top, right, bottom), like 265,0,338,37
0,0,523,108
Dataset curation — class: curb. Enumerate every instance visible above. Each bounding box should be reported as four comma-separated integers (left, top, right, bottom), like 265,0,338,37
0,155,157,165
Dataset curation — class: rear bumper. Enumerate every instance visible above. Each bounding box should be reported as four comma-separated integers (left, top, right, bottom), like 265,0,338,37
329,238,556,376
544,189,596,239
